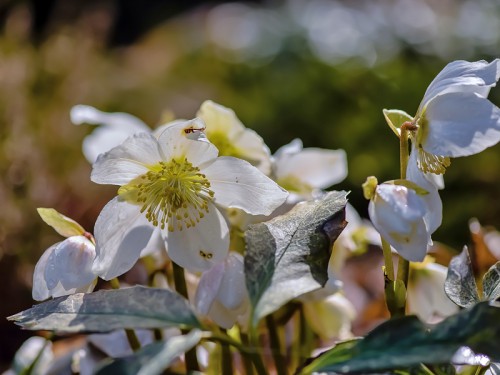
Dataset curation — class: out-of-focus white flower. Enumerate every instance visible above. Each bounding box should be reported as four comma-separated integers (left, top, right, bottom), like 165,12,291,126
195,252,249,329
407,257,459,323
404,59,500,175
272,138,347,202
71,105,151,164
302,293,356,341
366,179,432,262
91,119,287,276
33,236,97,301
6,336,53,375
197,100,272,174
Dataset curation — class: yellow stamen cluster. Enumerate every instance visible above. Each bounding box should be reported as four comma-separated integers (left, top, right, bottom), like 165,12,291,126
119,158,215,231
417,146,451,174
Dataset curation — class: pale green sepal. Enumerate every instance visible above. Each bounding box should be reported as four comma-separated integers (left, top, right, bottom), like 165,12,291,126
383,109,413,138
362,176,378,200
37,208,85,238
384,179,429,195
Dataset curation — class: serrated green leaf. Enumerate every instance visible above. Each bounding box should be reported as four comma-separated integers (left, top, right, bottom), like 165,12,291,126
37,208,86,238
383,109,413,138
94,330,202,375
8,286,201,332
300,302,500,374
245,191,347,327
444,247,480,308
483,262,500,301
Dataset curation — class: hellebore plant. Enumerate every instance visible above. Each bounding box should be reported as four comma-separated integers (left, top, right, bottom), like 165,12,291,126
9,60,500,375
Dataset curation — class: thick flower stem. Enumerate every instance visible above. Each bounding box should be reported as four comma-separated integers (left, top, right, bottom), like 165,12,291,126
110,278,141,352
171,263,200,372
266,314,288,375
248,324,270,375
381,237,395,281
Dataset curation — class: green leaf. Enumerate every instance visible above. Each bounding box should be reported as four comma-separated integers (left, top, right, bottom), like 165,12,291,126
245,191,347,327
483,261,500,301
300,302,500,374
489,364,500,375
8,286,201,332
37,208,86,238
94,330,202,375
382,109,413,138
444,247,480,308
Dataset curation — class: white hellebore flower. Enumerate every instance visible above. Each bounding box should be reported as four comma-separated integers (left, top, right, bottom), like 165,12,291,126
197,100,272,175
195,252,249,329
33,235,97,301
407,258,459,323
272,138,347,202
406,59,500,174
366,179,431,262
91,119,288,277
71,105,151,164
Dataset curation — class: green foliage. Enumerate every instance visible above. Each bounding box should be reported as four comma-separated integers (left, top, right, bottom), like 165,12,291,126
94,330,202,375
8,286,201,332
300,302,500,374
36,208,86,238
483,262,500,301
444,247,480,308
245,191,347,327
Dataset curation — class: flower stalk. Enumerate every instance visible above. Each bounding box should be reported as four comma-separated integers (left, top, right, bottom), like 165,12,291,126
266,314,287,375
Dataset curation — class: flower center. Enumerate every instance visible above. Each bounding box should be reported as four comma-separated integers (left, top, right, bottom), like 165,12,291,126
417,146,451,174
118,158,215,232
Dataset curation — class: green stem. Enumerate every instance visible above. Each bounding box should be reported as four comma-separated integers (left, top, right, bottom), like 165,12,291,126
397,256,410,291
248,324,269,375
220,329,234,375
240,333,255,375
298,306,313,364
266,315,287,375
381,237,394,281
110,278,141,352
172,263,200,372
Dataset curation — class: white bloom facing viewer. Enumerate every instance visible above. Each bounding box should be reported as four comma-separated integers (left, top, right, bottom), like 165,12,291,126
91,119,288,277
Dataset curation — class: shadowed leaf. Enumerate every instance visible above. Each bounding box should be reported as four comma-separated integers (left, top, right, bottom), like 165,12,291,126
300,302,500,374
245,191,347,327
483,262,500,301
94,330,202,375
445,247,480,308
8,286,200,332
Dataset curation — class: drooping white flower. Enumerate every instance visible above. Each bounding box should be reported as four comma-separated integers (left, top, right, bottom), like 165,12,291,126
408,59,500,174
32,235,97,301
197,100,272,174
366,180,431,262
272,138,347,201
6,336,54,375
91,119,288,277
195,252,249,329
302,292,356,341
71,105,151,164
407,257,459,323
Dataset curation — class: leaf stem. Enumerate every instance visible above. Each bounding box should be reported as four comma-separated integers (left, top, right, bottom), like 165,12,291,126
171,263,200,372
240,332,255,375
381,237,395,281
266,314,288,375
110,278,141,352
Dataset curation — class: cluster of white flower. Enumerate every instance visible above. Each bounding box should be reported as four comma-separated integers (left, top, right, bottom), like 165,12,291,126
34,99,362,337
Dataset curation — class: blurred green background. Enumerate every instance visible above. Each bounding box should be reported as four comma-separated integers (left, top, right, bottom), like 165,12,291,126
1,0,500,369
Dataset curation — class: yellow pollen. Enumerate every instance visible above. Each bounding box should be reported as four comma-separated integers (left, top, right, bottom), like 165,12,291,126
118,158,214,231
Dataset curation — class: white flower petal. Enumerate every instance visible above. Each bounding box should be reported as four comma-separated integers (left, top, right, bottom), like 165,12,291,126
155,119,218,166
32,244,58,301
421,59,500,108
92,197,155,280
195,262,225,315
166,202,229,272
406,148,444,191
275,147,348,189
369,185,430,262
207,300,238,329
197,100,245,139
231,128,272,175
139,228,165,257
422,92,500,158
44,236,96,290
203,156,288,215
88,330,154,358
70,105,149,131
82,127,142,164
274,138,303,160
216,253,247,310
91,133,162,185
